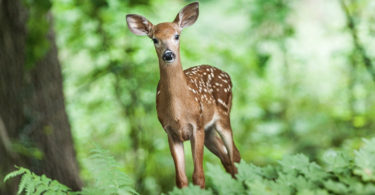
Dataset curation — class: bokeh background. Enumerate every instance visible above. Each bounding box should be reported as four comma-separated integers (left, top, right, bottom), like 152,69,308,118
1,0,375,194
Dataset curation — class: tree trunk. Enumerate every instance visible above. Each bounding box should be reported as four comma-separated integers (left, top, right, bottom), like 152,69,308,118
0,0,82,194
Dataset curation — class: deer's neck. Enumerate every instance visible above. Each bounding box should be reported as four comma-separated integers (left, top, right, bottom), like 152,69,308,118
158,58,187,97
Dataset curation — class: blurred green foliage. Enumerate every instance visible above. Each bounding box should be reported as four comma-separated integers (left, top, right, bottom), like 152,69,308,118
44,0,375,193
23,0,52,68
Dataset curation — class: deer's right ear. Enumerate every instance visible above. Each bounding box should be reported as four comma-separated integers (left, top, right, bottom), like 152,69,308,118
174,2,199,29
126,14,153,37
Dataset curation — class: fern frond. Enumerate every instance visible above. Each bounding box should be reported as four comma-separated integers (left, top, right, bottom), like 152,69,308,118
4,166,71,195
34,183,48,195
17,170,32,194
4,148,139,195
3,166,27,182
81,146,138,195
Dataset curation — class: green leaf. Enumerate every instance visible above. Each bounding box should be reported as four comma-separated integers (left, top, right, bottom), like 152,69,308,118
353,138,375,181
322,150,352,173
206,163,244,194
297,189,329,195
18,171,32,194
279,154,310,174
167,184,213,195
247,179,277,195
236,160,264,182
323,180,349,194
3,167,27,183
80,147,137,195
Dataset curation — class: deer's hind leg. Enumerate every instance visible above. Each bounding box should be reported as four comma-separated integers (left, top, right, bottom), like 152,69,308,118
204,128,234,175
216,118,241,175
204,121,240,177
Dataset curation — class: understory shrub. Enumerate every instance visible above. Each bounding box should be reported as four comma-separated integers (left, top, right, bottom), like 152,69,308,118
4,138,375,195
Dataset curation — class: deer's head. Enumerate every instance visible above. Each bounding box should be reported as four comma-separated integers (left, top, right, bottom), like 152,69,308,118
126,2,199,64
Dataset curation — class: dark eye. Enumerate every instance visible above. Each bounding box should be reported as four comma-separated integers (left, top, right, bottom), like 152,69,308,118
174,34,179,40
152,38,158,44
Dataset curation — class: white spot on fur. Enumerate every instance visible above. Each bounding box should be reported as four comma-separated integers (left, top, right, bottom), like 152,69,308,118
204,113,219,130
222,145,228,154
218,99,228,108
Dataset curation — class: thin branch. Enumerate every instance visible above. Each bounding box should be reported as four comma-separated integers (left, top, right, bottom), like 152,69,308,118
339,0,375,82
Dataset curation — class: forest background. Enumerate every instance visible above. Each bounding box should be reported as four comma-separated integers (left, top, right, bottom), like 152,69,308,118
1,0,375,194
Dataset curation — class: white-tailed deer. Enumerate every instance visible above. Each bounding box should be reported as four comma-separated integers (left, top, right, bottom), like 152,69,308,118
126,2,241,188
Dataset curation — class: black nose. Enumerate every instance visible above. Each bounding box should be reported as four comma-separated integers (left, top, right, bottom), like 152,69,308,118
162,50,175,62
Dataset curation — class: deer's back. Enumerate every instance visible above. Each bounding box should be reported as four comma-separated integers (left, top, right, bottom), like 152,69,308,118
184,65,233,116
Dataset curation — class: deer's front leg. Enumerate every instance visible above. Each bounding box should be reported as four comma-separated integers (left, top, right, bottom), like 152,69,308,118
191,127,205,188
168,136,188,188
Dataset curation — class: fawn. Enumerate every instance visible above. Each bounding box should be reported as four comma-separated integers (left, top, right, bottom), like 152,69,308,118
126,2,241,188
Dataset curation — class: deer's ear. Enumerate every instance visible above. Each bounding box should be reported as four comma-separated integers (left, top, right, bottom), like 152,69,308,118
126,14,153,36
174,2,199,29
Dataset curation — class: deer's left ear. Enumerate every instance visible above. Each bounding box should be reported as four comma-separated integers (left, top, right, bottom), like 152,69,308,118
173,2,199,29
126,14,153,37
